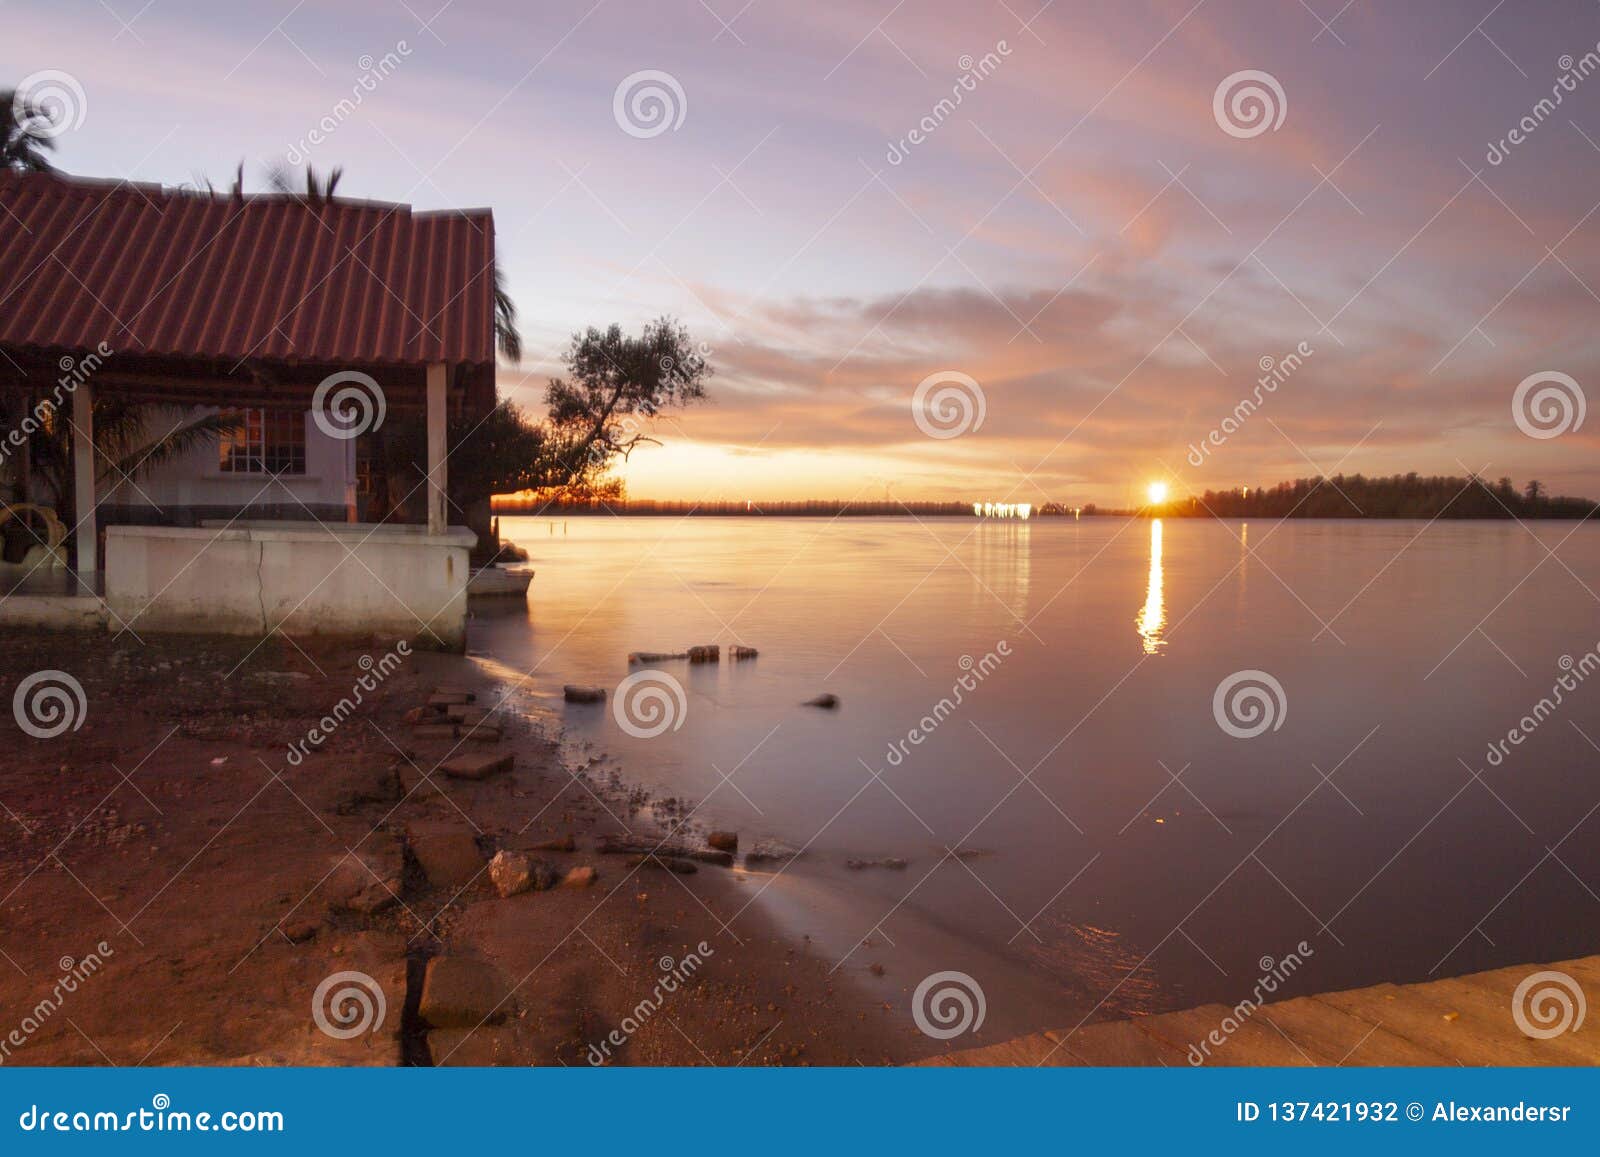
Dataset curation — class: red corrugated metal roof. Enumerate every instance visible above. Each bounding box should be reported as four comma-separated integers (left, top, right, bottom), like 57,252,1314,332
0,171,496,369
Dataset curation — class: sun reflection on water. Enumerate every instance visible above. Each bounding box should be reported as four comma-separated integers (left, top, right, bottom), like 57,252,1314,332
1137,518,1166,654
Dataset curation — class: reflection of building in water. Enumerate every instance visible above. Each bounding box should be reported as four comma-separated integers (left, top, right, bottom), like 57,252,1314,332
971,518,1032,611
1137,518,1166,654
1237,521,1248,611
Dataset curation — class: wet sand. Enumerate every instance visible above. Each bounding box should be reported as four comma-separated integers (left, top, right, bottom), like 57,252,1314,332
0,629,949,1066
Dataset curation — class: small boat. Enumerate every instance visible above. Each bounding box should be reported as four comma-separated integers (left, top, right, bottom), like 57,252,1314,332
467,563,535,598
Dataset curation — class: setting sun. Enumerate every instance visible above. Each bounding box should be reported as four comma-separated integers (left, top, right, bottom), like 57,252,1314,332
1147,481,1169,505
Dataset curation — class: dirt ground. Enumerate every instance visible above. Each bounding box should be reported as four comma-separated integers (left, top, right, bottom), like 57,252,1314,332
0,628,935,1066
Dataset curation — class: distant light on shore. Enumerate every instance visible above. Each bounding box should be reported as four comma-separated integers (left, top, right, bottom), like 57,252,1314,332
972,502,1032,519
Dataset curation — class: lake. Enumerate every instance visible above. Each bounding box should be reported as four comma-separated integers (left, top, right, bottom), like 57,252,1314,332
476,515,1600,1041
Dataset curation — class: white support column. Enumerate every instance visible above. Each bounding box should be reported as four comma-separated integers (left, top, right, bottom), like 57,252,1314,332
426,362,448,535
72,379,97,575
344,434,358,524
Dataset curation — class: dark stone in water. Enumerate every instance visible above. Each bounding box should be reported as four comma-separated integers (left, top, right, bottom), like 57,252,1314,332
628,854,699,875
744,844,800,866
597,835,733,866
529,835,576,852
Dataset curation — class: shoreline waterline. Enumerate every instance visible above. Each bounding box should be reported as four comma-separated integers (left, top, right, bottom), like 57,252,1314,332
479,513,1600,1037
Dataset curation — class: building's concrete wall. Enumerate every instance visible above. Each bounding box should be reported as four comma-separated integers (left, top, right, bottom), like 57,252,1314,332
0,594,107,630
101,408,351,520
104,523,476,650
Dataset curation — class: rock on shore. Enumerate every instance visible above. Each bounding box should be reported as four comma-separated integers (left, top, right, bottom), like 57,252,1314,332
487,850,559,897
419,957,509,1027
441,751,515,781
561,865,598,888
409,825,485,889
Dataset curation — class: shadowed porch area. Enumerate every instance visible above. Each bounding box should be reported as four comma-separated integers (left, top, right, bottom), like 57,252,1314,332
0,171,501,649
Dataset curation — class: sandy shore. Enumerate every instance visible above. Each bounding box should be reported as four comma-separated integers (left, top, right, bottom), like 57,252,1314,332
0,628,959,1066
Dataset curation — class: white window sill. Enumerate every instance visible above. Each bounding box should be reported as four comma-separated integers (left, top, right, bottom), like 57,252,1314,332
203,474,324,483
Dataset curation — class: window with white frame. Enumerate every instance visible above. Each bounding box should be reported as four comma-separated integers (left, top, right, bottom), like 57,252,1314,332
219,409,307,475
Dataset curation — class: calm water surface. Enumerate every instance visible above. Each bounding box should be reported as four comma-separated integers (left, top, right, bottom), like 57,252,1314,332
475,515,1600,1039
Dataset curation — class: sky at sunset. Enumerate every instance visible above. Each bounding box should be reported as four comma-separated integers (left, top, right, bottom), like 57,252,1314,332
9,0,1600,506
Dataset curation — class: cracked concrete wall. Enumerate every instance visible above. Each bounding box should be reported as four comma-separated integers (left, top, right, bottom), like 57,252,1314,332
104,526,473,650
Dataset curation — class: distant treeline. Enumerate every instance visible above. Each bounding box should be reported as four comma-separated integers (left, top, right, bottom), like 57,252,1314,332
491,497,988,517
492,475,1598,519
1151,474,1598,520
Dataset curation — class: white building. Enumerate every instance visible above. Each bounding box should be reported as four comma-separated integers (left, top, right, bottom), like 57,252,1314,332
0,171,501,650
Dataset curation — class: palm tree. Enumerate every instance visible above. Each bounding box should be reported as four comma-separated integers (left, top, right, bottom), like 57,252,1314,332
1,88,56,172
23,398,241,511
268,162,343,202
493,261,521,363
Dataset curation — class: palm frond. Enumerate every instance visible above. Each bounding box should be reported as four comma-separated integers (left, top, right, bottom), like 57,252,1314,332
105,409,243,483
494,260,521,363
1,88,58,173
